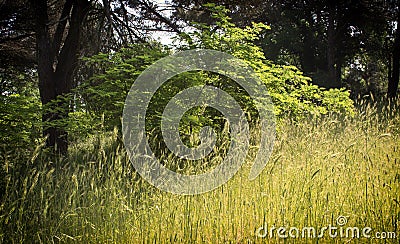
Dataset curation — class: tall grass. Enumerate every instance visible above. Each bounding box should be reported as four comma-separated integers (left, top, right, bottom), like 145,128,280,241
0,101,399,243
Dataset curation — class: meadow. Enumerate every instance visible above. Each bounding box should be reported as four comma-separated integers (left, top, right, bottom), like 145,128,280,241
0,100,399,243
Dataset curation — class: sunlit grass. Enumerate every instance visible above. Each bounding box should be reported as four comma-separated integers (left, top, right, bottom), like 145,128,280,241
1,101,399,243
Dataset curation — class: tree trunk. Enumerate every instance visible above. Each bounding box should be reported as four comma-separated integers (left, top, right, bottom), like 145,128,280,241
32,0,89,154
326,4,340,88
388,9,400,99
335,58,343,88
301,16,316,76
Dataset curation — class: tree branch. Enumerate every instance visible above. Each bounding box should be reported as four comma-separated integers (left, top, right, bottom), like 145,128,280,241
138,0,182,34
51,0,73,62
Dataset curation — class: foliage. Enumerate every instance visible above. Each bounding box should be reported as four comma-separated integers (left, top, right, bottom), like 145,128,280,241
78,43,169,132
343,52,390,98
171,0,399,97
0,5,355,159
80,5,354,136
70,6,354,164
0,71,41,157
176,4,354,118
0,70,42,204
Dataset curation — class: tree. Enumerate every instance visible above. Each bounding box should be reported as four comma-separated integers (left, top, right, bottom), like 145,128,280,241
86,4,354,124
1,0,183,154
170,0,396,95
81,6,354,167
31,0,91,154
387,0,400,99
259,0,388,89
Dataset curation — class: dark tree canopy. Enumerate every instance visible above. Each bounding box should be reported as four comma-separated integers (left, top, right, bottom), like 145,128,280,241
170,0,399,96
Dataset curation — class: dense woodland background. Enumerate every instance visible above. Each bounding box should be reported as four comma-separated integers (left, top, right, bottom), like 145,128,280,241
0,1,399,242
1,0,399,154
